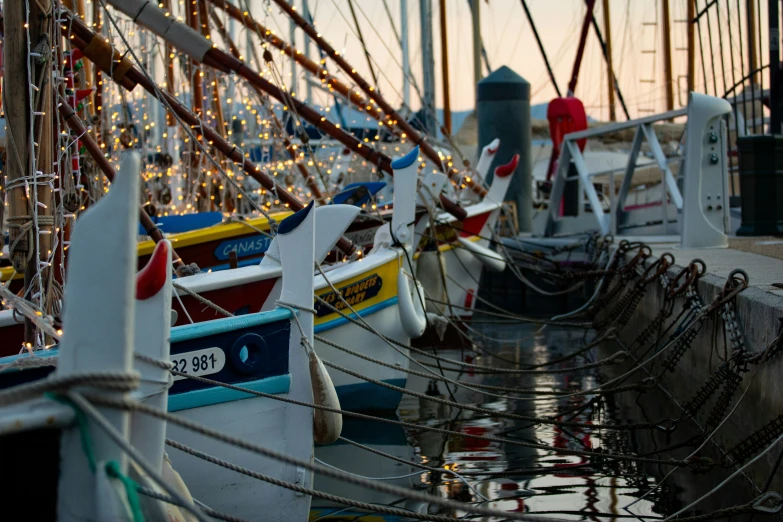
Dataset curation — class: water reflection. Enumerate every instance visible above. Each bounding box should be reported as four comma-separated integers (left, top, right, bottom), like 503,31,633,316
309,324,700,520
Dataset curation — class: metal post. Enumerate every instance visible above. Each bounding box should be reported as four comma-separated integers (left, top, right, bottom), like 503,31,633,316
601,0,616,121
770,0,781,134
470,0,482,86
477,67,532,231
303,0,313,103
419,0,437,135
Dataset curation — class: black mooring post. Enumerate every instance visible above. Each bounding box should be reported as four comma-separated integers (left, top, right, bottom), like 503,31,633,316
770,0,782,134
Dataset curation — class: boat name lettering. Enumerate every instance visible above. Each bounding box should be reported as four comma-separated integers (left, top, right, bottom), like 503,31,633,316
214,235,273,260
171,347,226,381
315,273,383,316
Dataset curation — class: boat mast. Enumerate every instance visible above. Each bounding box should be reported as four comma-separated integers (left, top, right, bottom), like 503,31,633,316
746,0,759,86
519,0,561,97
419,0,437,136
347,0,380,89
567,0,597,96
289,0,298,97
470,0,482,86
302,0,313,104
401,0,411,108
688,0,696,94
601,0,616,121
438,0,452,135
4,0,55,345
661,0,675,111
769,0,781,133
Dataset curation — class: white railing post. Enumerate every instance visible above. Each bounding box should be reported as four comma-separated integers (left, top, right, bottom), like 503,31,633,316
680,92,733,248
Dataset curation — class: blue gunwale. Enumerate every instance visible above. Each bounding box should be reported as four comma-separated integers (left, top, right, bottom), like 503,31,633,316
171,308,294,343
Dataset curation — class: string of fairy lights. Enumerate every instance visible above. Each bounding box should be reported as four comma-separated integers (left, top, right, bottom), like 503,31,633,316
1,0,483,349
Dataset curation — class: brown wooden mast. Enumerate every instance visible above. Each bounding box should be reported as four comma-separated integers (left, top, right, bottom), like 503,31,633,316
5,0,55,343
687,0,696,94
661,0,674,111
438,0,452,134
601,0,616,121
568,0,596,96
746,0,759,86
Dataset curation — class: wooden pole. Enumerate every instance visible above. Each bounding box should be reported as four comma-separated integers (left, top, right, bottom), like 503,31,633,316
470,0,482,86
567,0,597,96
4,0,55,344
662,0,675,111
687,0,696,94
601,0,616,121
438,0,452,135
163,0,176,128
747,0,759,86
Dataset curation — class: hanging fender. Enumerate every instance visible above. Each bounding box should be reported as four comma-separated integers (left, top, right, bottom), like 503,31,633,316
457,237,507,273
309,350,343,445
397,268,427,339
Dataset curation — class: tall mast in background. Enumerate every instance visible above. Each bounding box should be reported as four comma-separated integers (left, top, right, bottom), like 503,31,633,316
601,0,616,120
661,0,674,111
401,0,411,108
419,0,436,135
303,0,313,104
439,0,452,134
471,0,482,86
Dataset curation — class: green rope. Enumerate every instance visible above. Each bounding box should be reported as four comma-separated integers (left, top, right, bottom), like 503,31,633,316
106,460,145,522
47,393,145,522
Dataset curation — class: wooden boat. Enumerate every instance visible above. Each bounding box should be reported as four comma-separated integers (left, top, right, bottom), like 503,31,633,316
0,153,334,521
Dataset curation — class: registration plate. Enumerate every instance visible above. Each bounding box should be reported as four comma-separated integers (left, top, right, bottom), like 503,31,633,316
171,347,226,381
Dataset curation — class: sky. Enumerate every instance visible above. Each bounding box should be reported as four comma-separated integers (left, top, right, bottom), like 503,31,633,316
229,0,768,122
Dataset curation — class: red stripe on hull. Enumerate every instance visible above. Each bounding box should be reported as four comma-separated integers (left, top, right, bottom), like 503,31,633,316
171,278,277,326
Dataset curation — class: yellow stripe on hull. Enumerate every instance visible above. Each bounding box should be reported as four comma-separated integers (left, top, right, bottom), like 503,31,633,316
314,258,399,326
1,211,292,283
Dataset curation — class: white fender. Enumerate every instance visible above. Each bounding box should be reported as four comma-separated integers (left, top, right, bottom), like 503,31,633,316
261,204,361,267
457,237,506,273
309,350,342,444
390,146,420,248
277,202,342,445
397,268,427,339
475,138,500,180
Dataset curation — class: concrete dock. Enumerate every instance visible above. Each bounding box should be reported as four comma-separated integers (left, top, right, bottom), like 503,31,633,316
608,239,783,496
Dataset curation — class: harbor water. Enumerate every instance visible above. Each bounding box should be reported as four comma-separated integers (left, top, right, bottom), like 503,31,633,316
311,322,765,521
